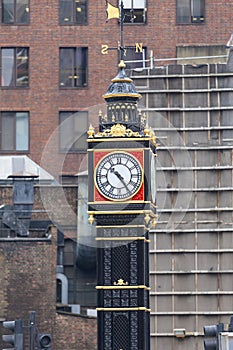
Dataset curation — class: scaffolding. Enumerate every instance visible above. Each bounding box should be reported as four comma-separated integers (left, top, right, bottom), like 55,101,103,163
131,61,233,350
125,51,228,72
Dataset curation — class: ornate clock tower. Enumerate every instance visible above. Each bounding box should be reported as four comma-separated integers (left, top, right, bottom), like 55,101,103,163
87,60,157,350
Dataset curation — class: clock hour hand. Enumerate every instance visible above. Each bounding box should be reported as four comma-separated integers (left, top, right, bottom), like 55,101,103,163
110,167,129,190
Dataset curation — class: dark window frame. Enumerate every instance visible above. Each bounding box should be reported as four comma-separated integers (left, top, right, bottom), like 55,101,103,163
0,47,29,88
59,111,88,153
59,0,88,25
124,46,147,70
120,0,147,24
0,111,29,152
176,0,205,24
59,47,88,89
1,0,30,25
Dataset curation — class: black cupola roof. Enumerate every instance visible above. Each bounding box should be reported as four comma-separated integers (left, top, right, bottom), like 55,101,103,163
103,60,141,101
99,60,145,132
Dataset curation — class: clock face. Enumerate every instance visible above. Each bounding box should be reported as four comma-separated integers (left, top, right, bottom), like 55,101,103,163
95,152,143,201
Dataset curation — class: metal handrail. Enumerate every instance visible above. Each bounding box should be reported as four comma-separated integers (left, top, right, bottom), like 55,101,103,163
125,53,228,70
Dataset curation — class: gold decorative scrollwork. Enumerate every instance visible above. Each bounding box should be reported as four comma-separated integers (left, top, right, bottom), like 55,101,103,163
114,279,129,286
96,123,141,138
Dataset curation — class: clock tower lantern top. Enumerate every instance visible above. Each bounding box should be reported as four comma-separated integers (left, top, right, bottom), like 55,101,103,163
99,60,146,133
103,60,141,100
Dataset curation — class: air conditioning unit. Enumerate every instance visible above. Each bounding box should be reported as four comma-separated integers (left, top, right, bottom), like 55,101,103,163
69,304,81,314
87,309,97,318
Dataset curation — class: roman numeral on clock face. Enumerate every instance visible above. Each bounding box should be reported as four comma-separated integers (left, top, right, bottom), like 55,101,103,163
116,157,121,164
117,188,122,196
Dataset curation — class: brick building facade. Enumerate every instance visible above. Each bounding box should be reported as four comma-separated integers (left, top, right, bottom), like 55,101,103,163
0,184,97,349
0,0,232,177
0,225,97,350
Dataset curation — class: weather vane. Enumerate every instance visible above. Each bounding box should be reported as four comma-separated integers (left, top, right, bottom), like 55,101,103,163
103,1,143,59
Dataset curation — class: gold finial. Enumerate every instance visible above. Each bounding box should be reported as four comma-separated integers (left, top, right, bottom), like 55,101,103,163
144,213,151,225
87,124,95,138
88,213,95,225
118,60,126,69
144,124,150,137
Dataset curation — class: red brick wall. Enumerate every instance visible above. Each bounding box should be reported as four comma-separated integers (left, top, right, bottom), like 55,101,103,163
0,1,232,177
55,313,97,350
0,185,96,349
0,226,57,349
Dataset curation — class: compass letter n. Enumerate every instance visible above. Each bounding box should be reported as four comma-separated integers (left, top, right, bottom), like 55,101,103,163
135,43,143,53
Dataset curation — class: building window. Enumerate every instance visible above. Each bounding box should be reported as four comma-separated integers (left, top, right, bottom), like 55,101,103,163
59,111,88,152
0,112,29,151
59,0,87,25
177,0,205,24
1,47,29,87
59,48,88,88
125,46,146,70
120,0,146,24
2,0,29,24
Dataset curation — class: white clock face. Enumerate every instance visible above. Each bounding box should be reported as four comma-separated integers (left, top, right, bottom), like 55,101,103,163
95,152,143,201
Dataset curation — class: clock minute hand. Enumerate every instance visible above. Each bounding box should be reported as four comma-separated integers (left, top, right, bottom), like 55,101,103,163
110,167,129,190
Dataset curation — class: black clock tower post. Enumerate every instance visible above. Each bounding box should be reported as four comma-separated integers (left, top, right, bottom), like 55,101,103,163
88,60,157,350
